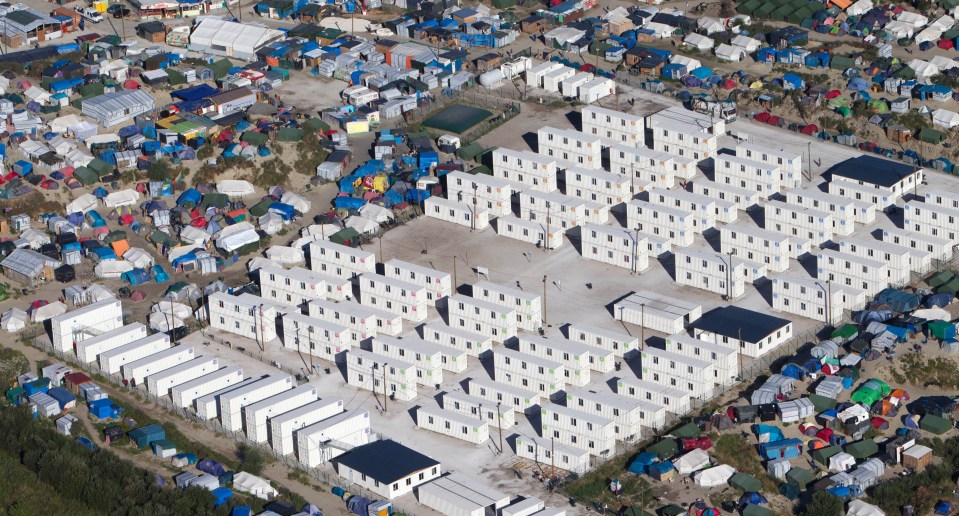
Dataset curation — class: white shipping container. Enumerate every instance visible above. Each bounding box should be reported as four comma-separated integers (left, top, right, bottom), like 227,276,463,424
425,196,491,230
542,67,575,93
674,247,748,298
442,390,516,428
839,237,911,286
472,280,542,332
713,154,781,199
882,227,953,262
720,223,792,273
98,333,171,375
607,143,677,189
384,258,453,305
765,200,834,246
492,148,558,192
566,388,664,440
514,433,590,474
50,299,124,352
269,398,344,456
371,336,445,386
422,323,492,358
258,265,330,308
220,375,294,432
648,188,719,233
771,274,865,325
120,344,193,385
467,376,542,413
207,293,282,343
496,215,565,250
345,348,418,402
74,322,147,364
664,333,739,383
582,105,644,148
649,118,717,161
295,408,371,467
626,200,695,247
243,383,318,443
281,312,349,364
195,377,261,421
579,223,650,273
526,62,563,89
691,179,759,211
519,189,588,230
567,322,639,358
563,165,632,207
518,336,592,387
170,366,244,409
308,240,376,279
415,473,510,516
493,348,566,396
146,355,219,397
613,291,702,335
736,142,802,189
358,273,428,322
560,72,593,98
904,202,959,243
540,403,616,454
817,248,889,297
828,179,894,210
616,375,691,416
446,171,513,217
416,404,490,444
447,293,519,342
537,126,601,170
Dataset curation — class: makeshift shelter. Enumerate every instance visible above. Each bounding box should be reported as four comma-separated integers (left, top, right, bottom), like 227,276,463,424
694,464,736,487
920,414,952,434
646,439,678,460
232,472,277,499
674,448,710,474
845,439,879,459
785,467,814,488
729,472,762,492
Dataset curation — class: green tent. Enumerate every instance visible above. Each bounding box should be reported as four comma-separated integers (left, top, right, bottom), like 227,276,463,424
836,106,852,118
785,467,814,488
277,127,303,142
813,445,842,465
929,320,955,340
201,193,229,209
936,277,959,294
211,59,234,80
807,394,837,412
470,165,492,176
166,69,186,86
660,505,686,516
330,227,360,246
78,82,105,97
919,128,945,144
742,505,774,516
850,379,890,405
830,56,855,70
74,166,98,186
248,199,273,218
646,439,678,461
456,143,484,161
103,230,127,244
491,0,515,7
729,472,762,492
868,99,889,112
148,230,174,246
241,131,269,146
920,414,952,435
671,422,702,438
844,439,878,459
304,117,330,132
928,270,955,289
893,66,916,80
831,324,859,341
88,158,113,178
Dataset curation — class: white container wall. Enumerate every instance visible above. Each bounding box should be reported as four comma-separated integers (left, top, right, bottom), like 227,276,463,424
281,312,350,364
785,189,857,236
626,200,695,247
493,348,566,396
207,293,282,343
540,403,616,454
839,237,911,286
195,377,260,421
258,265,331,308
308,240,376,279
514,433,590,474
50,299,124,352
424,196,491,231
220,375,294,432
640,347,717,398
771,274,865,325
170,366,244,409
566,388,663,440
616,375,692,416
581,105,644,148
492,148,558,192
447,294,519,342
817,249,890,297
607,144,676,189
649,118,717,160
416,404,490,445
613,291,702,334
904,202,959,244
422,323,492,358
713,155,782,199
765,200,834,246
269,398,344,456
295,408,371,467
447,171,513,217
146,356,219,397
345,348,418,402
674,247,748,298
384,258,453,306
663,333,739,386
517,336,592,387
691,180,759,211
442,390,517,428
882,228,954,262
828,179,894,210
308,298,383,344
467,377,541,413
720,224,792,273
243,384,318,443
98,333,171,375
371,336,444,387
736,142,803,189
580,223,650,273
75,322,147,364
472,280,542,332
537,127,602,170
564,166,632,207
496,215,565,250
519,190,588,230
567,322,639,358
359,273,428,323
649,188,719,233
121,345,194,385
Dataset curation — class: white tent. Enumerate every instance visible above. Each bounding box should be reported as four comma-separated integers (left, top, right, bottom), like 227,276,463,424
694,464,736,487
124,248,154,269
683,33,715,51
95,260,134,278
644,22,675,38
847,500,885,516
715,44,746,62
838,404,870,424
897,11,928,28
104,189,141,208
290,235,323,251
730,35,761,52
846,0,872,16
280,191,311,214
674,449,711,474
247,257,281,272
258,212,284,235
933,109,959,129
216,222,259,252
829,452,856,472
358,204,394,223
913,307,951,320
233,472,278,499
179,226,211,245
24,86,51,104
66,194,98,215
345,215,380,235
152,301,192,320
265,246,305,266
84,284,116,303
915,26,943,44
19,140,51,159
32,301,67,322
85,134,122,149
188,18,284,60
302,224,339,238
0,75,10,95
930,55,959,71
697,17,725,34
883,21,915,39
908,59,939,79
217,179,256,197
671,55,701,71
1,308,27,332
149,311,185,332
49,114,84,134
19,228,50,249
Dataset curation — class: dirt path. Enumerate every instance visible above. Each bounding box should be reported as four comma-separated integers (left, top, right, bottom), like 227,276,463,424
9,339,353,515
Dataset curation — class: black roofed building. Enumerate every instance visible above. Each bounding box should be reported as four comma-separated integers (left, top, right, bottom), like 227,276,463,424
333,439,441,499
827,155,924,202
691,305,793,358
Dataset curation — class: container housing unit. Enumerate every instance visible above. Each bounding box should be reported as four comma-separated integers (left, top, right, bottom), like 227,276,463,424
626,200,695,248
344,348,418,402
194,377,261,421
649,117,718,160
207,292,283,343
295,408,371,466
168,366,244,409
567,388,665,441
674,247,748,298
691,180,759,212
514,433,591,474
770,274,866,325
495,215,565,249
74,322,147,364
518,336,592,388
50,298,124,352
540,403,615,455
370,336,444,387
785,189,857,237
649,188,721,232
466,376,542,414
269,398,344,456
416,404,490,445
219,375,294,432
581,105,644,147
616,375,691,416
242,383,319,443
691,305,794,359
471,280,542,332
384,258,453,306
424,196,491,230
828,179,894,212
493,347,566,396
537,126,601,170
415,472,510,516
258,265,333,307
563,166,632,207
904,202,959,244
308,240,376,279
720,224,793,273
492,148,558,192
608,143,695,187
359,273,428,323
817,248,890,297
713,154,782,199
613,290,703,335
96,332,172,376
519,189,590,230
663,333,739,387
121,345,194,385
640,347,717,399
146,356,220,397
308,298,403,343
280,312,350,364
882,227,953,262
422,323,492,358
765,200,834,246
579,223,650,273
447,294,519,342
566,322,639,358
838,237,911,286
446,171,512,217
441,390,516,428
736,142,802,189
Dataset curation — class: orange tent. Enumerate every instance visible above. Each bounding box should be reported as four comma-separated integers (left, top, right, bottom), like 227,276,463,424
111,239,130,257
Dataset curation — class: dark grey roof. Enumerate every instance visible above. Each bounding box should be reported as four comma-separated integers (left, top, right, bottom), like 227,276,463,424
334,440,439,483
692,306,791,343
828,155,919,188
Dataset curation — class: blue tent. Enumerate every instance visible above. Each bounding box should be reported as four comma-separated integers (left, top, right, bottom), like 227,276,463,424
231,507,251,516
853,309,892,324
91,248,117,261
647,461,674,480
151,265,170,283
268,202,295,221
88,398,122,419
758,439,803,460
627,452,657,474
197,458,227,476
122,268,152,286
936,501,953,515
782,73,804,90
781,364,807,380
212,487,233,507
847,77,870,91
171,252,198,270
13,160,32,177
177,188,202,207
925,293,954,308
875,288,920,312
739,492,768,506
92,187,109,199
334,197,366,210
752,424,784,442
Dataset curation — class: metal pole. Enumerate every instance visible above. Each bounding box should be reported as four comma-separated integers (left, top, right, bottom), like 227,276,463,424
382,362,388,413
497,402,503,454
632,227,639,275
737,327,743,378
727,250,734,299
640,303,645,349
542,275,547,325
551,437,555,471
827,280,832,325
378,235,383,262
169,297,177,344
472,185,478,232
453,255,457,292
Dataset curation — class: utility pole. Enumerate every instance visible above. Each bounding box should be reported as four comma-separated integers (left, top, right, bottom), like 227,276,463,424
826,280,832,326
497,402,504,454
542,275,547,325
452,255,457,292
378,235,384,262
737,327,743,379
727,250,735,300
640,303,646,350
382,363,388,413
472,185,478,232
806,141,812,182
632,227,639,275
551,437,555,471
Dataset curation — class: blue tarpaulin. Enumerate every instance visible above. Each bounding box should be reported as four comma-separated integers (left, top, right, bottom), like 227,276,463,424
268,202,295,220
91,248,117,261
334,197,366,210
122,268,152,285
177,188,202,206
627,452,657,474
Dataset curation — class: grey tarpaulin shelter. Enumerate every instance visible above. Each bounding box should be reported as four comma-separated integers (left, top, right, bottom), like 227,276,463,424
81,90,156,128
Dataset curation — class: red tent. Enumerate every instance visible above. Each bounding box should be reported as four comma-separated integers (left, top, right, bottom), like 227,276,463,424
939,38,955,50
60,166,75,177
815,428,834,442
123,80,141,90
190,217,207,228
801,124,819,135
870,417,889,430
130,290,147,302
767,116,783,126
119,214,135,226
825,89,842,99
754,112,771,123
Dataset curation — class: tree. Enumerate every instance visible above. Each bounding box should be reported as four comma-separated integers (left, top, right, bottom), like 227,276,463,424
803,491,843,516
237,443,267,475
